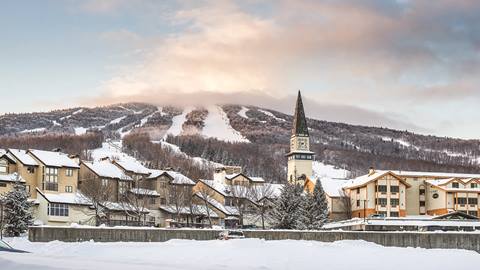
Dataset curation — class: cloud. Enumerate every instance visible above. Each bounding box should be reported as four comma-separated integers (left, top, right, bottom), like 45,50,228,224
83,0,480,138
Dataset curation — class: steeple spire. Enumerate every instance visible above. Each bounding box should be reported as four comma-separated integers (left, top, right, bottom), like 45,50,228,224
292,90,309,136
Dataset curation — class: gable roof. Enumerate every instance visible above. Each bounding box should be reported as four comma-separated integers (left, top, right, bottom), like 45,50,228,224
378,170,480,179
225,173,265,183
113,159,151,175
7,149,39,166
36,188,91,206
82,161,132,181
344,171,411,189
28,149,79,168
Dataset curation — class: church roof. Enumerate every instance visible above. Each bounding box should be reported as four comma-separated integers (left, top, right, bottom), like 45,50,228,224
292,90,309,136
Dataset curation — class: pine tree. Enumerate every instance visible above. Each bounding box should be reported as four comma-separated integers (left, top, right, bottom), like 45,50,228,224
3,182,33,237
302,179,329,230
271,183,306,229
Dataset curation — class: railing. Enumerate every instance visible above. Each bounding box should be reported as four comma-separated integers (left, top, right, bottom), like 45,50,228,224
42,182,58,191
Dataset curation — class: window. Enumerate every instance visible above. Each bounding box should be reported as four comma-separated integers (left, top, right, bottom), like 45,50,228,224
160,198,166,205
377,198,387,206
0,183,6,187
356,188,360,194
390,211,399,217
377,185,387,193
420,201,426,207
45,167,58,183
225,198,235,207
66,168,73,177
0,159,8,173
471,183,478,189
390,199,399,207
102,179,109,187
26,185,31,193
119,181,129,194
390,186,399,193
47,203,69,216
159,182,167,189
150,198,156,204
356,200,360,207
455,197,467,205
468,198,478,205
65,186,73,193
27,166,35,174
452,182,459,188
419,188,425,195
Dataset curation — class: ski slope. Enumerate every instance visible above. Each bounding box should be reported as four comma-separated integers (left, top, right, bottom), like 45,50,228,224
202,106,250,143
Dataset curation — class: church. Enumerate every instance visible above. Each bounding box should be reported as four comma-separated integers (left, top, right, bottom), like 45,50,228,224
287,91,315,188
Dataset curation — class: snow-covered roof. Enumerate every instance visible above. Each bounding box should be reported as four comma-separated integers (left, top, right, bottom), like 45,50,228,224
101,201,149,213
164,171,196,185
343,171,387,189
0,173,25,183
28,149,79,168
129,188,160,196
324,217,480,230
83,161,132,181
147,169,166,179
200,180,230,196
8,149,39,166
36,188,92,206
314,177,349,197
159,205,219,218
378,170,480,179
225,173,264,183
425,178,455,186
194,192,238,216
114,159,150,175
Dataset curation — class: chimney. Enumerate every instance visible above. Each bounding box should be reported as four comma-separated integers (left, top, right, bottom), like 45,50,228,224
368,167,376,176
213,167,227,184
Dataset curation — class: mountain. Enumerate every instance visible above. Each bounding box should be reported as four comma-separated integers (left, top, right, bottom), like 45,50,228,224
1,102,480,179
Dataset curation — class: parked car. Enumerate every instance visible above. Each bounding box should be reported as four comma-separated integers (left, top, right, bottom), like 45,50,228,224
218,230,245,240
368,213,386,219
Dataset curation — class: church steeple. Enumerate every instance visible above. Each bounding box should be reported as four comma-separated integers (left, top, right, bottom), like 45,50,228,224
292,90,309,137
287,90,314,185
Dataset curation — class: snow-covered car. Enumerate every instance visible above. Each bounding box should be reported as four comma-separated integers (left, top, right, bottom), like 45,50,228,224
218,230,245,240
368,213,386,219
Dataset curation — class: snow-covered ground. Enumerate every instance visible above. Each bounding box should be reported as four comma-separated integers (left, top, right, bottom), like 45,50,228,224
312,161,351,179
202,105,250,143
164,107,194,137
1,238,478,270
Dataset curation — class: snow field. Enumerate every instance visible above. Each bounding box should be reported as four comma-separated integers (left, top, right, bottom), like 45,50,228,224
1,238,479,270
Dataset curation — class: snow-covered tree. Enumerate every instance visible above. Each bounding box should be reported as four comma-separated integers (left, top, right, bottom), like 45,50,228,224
3,182,33,236
301,179,329,230
271,183,305,229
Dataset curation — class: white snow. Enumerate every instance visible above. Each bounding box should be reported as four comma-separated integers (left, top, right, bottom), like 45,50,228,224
109,116,127,125
139,112,155,127
8,149,39,166
202,105,250,143
82,160,132,181
312,161,351,179
237,106,250,119
60,109,84,121
29,149,79,168
164,107,194,137
74,127,87,135
258,109,286,122
36,189,91,205
2,238,479,270
20,127,46,134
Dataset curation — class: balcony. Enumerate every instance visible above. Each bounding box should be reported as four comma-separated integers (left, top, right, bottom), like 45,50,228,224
43,182,58,191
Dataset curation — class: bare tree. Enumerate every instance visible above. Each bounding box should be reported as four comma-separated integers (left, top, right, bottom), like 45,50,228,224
118,177,152,226
229,184,254,227
338,189,353,220
168,184,189,225
196,184,217,228
78,177,115,226
250,184,276,229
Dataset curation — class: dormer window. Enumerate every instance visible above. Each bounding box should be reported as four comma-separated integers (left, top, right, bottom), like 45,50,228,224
452,182,459,188
0,159,7,173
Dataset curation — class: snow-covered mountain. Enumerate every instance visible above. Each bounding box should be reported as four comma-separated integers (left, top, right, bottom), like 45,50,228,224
2,102,480,176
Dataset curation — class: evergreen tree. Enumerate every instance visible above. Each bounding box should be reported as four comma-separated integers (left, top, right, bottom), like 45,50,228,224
3,181,33,237
302,179,329,230
271,183,306,229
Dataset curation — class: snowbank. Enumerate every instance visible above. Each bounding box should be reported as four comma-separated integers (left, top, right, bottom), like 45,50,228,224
1,238,478,270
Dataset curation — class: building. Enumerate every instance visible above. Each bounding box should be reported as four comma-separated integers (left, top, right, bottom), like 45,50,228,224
344,168,480,218
287,91,315,186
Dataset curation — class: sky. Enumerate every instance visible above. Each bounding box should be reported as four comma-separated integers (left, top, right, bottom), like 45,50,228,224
1,0,480,139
